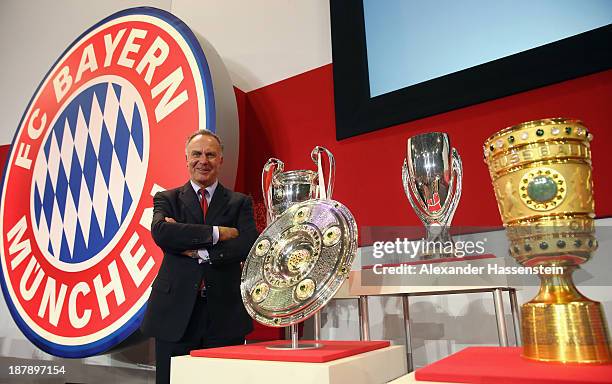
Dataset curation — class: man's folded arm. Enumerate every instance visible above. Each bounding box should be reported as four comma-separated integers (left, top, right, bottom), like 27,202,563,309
208,196,259,265
151,193,214,251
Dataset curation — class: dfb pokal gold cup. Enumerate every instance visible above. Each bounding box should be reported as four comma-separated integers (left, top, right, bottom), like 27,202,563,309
484,118,611,363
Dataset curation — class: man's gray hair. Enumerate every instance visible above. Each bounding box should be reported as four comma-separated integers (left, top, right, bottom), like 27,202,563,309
185,130,224,155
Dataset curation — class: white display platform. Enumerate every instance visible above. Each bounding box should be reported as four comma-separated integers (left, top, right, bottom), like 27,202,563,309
346,256,521,371
349,256,515,296
171,345,407,384
389,372,446,383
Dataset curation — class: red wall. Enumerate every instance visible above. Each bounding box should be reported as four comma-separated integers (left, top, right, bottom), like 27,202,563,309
3,67,611,231
240,66,612,230
2,65,609,341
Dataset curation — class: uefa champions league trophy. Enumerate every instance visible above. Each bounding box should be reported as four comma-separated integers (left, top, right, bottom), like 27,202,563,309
402,132,462,258
484,118,611,363
261,147,335,224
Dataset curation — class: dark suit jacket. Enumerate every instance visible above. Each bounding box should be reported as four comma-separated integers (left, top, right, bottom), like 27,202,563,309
141,181,257,342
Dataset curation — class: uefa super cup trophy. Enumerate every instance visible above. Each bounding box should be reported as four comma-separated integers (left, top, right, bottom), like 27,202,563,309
484,118,611,363
402,132,462,258
261,146,335,224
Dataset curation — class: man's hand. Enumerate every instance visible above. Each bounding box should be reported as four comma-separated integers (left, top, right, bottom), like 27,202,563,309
181,250,198,258
219,227,239,241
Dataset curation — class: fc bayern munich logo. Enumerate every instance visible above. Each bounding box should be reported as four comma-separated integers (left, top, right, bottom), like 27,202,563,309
0,8,218,357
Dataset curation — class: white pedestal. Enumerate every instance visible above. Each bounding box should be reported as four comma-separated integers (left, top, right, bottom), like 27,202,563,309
389,372,451,383
171,345,407,384
347,256,521,370
349,256,515,296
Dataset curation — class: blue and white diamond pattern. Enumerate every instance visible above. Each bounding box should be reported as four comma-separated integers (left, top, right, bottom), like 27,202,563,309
32,79,147,265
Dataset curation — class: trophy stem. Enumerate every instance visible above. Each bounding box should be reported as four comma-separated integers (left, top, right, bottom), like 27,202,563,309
421,224,454,259
265,323,323,350
521,265,612,363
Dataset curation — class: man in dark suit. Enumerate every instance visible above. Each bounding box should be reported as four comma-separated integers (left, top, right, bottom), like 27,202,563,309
141,130,257,384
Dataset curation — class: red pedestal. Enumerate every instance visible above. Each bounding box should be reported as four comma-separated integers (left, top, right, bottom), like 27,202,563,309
190,340,390,363
415,347,612,384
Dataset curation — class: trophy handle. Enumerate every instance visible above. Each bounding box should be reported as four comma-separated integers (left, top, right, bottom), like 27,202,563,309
311,146,335,200
402,158,433,225
441,148,463,227
262,158,284,224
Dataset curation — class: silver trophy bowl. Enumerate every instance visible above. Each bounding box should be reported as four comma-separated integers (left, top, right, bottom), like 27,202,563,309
402,132,462,258
262,146,335,224
267,169,318,223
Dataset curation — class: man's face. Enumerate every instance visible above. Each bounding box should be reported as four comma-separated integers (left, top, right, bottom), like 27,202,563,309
186,134,223,187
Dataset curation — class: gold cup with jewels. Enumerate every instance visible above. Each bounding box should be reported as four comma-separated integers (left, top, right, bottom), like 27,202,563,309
484,118,611,363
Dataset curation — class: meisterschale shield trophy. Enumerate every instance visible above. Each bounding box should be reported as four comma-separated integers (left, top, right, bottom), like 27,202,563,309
241,147,358,350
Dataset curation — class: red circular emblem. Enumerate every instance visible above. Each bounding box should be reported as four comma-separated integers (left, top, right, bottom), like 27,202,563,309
0,7,221,357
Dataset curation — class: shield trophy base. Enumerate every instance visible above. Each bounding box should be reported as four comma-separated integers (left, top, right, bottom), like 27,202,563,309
521,267,611,364
266,343,324,350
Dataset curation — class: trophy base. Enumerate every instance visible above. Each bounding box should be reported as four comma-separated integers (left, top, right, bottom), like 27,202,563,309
266,343,324,350
521,296,611,364
419,252,455,260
